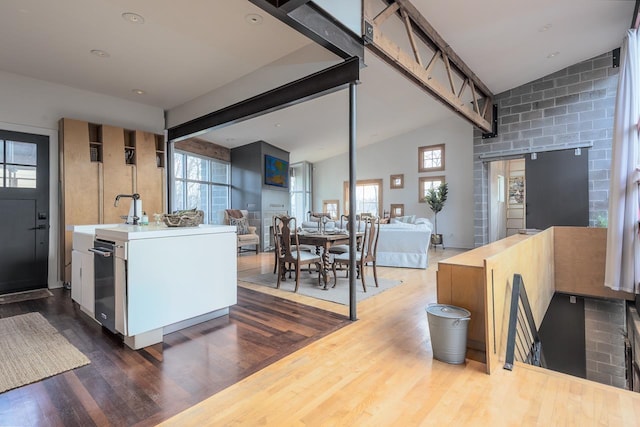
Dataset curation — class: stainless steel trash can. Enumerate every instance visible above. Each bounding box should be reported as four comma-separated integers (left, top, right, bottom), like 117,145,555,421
425,304,471,364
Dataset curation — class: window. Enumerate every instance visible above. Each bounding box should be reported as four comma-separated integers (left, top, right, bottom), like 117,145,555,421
418,144,445,172
343,179,383,217
390,174,404,189
0,140,37,188
419,176,445,202
173,150,230,224
390,204,404,217
290,161,312,224
322,200,339,219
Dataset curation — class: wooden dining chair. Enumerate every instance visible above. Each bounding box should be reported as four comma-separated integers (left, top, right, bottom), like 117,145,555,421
272,215,313,275
273,215,322,292
331,216,380,292
328,214,362,256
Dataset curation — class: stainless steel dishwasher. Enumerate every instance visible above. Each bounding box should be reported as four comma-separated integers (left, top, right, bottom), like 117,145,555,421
90,239,117,333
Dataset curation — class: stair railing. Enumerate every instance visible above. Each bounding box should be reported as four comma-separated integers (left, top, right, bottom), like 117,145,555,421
504,273,546,370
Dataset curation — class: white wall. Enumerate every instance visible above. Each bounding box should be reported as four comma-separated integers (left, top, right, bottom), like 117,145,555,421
313,116,475,249
0,70,164,288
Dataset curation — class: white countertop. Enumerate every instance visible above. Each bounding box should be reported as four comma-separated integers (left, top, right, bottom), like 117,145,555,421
95,224,235,241
66,223,122,234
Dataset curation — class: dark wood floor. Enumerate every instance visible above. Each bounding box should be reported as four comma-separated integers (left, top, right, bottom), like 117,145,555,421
0,287,350,426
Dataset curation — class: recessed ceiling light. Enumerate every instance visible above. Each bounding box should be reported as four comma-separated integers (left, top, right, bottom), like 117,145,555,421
245,13,263,25
274,123,281,128
122,12,145,24
539,23,552,32
90,49,110,58
132,89,145,95
546,51,560,59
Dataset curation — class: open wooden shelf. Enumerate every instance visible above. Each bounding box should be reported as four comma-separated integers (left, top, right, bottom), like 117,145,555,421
155,134,165,168
124,129,136,165
88,123,103,162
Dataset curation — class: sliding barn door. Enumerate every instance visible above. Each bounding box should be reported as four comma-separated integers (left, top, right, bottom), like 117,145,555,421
525,148,589,230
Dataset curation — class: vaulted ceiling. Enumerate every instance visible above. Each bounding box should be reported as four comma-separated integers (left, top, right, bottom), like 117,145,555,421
0,0,634,162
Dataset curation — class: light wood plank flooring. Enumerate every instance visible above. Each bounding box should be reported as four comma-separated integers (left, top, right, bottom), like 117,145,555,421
161,249,640,426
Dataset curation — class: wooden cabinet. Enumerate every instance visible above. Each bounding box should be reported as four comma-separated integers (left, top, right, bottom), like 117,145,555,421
134,131,165,218
59,118,165,282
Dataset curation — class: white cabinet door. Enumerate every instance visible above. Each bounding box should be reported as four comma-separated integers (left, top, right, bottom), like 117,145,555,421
71,250,82,304
71,250,95,316
80,251,95,316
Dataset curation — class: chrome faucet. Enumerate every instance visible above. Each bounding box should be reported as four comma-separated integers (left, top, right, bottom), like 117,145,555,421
114,193,141,225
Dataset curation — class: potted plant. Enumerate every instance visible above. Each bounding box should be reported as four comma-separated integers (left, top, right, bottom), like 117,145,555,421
424,182,448,246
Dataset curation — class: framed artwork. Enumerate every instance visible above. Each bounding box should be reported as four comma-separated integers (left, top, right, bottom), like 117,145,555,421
508,175,524,204
390,174,404,189
390,204,404,217
264,154,289,188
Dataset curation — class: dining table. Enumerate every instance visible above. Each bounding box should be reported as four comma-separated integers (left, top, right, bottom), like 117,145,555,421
297,230,362,290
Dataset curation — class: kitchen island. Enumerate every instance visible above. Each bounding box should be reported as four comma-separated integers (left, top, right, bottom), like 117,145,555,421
73,224,237,349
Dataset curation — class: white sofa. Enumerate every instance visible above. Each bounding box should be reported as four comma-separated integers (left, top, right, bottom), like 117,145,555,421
376,218,433,269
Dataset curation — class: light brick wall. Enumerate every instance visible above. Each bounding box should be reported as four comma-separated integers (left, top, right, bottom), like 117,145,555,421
472,51,619,246
584,298,627,388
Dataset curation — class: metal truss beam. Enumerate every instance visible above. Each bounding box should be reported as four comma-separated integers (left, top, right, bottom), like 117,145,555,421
364,0,494,132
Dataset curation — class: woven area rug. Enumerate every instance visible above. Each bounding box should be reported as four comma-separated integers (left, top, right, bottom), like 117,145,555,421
0,289,53,305
0,312,90,393
240,271,402,305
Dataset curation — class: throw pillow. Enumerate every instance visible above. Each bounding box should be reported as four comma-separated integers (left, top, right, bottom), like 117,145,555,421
230,217,250,235
395,215,416,224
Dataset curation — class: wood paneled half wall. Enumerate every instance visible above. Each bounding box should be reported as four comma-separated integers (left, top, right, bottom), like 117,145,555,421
437,226,634,374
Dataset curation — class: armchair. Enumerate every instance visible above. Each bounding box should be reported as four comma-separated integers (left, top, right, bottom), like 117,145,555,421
224,209,260,254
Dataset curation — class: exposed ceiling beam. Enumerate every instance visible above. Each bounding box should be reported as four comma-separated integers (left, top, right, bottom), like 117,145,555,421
267,0,312,14
167,57,360,142
250,0,364,63
394,0,492,98
363,0,494,133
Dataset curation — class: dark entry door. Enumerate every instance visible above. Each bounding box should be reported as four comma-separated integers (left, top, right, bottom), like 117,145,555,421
525,148,589,230
0,130,49,294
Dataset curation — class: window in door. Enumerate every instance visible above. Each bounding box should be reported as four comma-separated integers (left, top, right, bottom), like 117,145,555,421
418,144,445,173
343,179,383,217
418,176,445,202
173,150,230,224
0,140,37,188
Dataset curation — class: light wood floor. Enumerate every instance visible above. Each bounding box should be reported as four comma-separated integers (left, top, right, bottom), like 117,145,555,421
161,250,640,426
